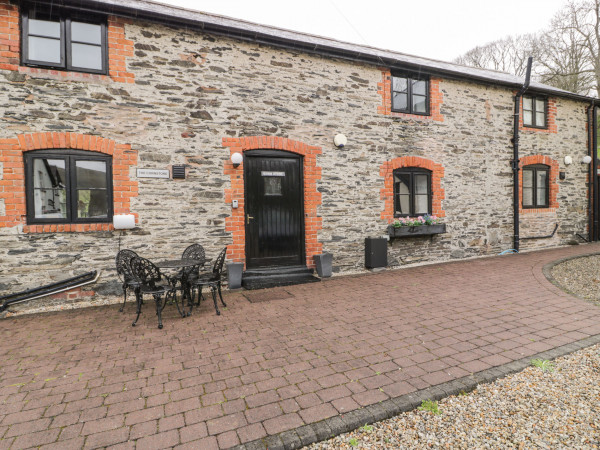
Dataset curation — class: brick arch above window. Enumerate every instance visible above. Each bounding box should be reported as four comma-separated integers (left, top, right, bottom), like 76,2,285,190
380,156,445,222
519,154,559,212
0,132,138,232
222,136,323,268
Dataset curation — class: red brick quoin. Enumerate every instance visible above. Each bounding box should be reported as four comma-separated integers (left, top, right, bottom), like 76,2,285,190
0,132,138,232
222,136,323,269
377,69,444,122
519,154,559,213
380,156,445,222
0,0,134,83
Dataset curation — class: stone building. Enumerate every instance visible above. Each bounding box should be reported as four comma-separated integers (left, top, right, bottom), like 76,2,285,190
0,0,598,307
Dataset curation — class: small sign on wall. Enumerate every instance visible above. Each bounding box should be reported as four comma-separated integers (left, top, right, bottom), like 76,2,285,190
261,171,285,177
137,168,170,179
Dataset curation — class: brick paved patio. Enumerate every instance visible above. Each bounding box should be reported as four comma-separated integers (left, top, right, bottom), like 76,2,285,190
2,244,600,449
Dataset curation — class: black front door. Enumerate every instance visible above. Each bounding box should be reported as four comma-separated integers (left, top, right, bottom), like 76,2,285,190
244,150,304,268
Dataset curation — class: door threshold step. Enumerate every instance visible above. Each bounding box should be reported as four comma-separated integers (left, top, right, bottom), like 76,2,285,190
242,266,320,290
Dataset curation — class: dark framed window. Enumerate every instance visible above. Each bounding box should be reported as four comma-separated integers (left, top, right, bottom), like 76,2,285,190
523,95,547,128
393,168,432,216
391,73,430,115
25,149,113,224
522,164,549,208
21,6,107,74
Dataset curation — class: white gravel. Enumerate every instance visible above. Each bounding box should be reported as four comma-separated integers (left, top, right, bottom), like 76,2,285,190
306,344,600,449
552,255,600,305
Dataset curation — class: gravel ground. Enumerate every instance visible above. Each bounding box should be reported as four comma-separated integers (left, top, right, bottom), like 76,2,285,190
305,256,600,449
305,344,600,449
552,254,600,305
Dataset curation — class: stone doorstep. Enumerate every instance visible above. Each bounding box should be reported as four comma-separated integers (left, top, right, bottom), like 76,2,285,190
229,333,600,450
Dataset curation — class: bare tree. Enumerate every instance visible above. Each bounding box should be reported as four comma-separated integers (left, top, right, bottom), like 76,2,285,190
454,0,600,96
455,34,539,77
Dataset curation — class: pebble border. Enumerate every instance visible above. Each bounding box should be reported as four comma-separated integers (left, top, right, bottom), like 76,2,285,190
541,251,600,301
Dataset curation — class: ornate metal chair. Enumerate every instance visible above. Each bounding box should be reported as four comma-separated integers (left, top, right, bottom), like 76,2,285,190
115,249,140,312
130,256,177,329
191,248,227,315
180,244,206,309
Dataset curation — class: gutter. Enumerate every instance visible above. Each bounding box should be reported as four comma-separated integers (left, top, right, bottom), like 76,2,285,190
511,56,533,253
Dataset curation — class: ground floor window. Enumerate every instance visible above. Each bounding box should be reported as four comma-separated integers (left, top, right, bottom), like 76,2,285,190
522,164,549,208
25,149,113,224
393,167,432,216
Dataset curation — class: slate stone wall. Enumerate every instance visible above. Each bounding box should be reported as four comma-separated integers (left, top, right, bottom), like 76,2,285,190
0,16,591,308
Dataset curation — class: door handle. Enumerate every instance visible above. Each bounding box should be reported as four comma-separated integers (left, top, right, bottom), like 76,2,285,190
246,214,255,225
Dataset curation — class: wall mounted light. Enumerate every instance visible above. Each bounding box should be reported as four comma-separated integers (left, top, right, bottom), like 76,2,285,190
333,134,347,148
564,155,573,165
582,155,593,164
231,152,243,168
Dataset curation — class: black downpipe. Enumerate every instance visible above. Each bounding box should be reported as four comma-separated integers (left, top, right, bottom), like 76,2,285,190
593,104,599,241
521,223,558,240
512,56,533,252
589,102,594,241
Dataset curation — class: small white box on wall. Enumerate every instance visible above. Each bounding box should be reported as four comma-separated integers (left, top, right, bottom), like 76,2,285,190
113,214,136,230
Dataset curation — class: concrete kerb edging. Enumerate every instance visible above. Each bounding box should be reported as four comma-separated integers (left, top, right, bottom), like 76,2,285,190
231,333,600,450
541,251,600,302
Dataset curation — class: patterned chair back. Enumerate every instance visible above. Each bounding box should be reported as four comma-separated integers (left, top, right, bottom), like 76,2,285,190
116,249,138,281
212,248,227,277
130,257,162,289
182,244,206,263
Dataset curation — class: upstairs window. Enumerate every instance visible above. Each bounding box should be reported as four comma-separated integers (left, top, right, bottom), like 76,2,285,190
21,7,107,74
393,168,432,216
522,164,549,208
523,95,547,128
391,73,430,115
25,150,113,224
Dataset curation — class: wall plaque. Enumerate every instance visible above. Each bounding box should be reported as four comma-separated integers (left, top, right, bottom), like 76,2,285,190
261,171,285,177
137,168,170,179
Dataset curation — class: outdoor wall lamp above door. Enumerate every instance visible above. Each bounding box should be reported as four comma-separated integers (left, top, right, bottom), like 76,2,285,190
231,152,243,168
582,155,592,164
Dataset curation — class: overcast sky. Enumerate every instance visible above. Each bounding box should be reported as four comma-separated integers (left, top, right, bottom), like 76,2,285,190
156,0,568,63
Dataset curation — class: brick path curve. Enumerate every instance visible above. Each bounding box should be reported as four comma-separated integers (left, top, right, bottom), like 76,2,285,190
2,244,600,449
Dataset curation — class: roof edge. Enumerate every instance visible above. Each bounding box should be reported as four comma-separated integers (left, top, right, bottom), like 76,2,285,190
29,0,599,102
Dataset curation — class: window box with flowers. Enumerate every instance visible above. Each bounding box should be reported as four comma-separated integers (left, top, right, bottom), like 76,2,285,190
387,214,446,238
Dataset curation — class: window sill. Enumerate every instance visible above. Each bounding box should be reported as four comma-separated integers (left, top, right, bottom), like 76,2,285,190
387,223,446,238
23,223,114,233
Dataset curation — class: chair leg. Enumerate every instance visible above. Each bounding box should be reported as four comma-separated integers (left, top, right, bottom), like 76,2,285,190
171,290,185,318
196,286,204,307
119,283,127,312
132,292,142,327
211,285,220,316
184,284,193,317
217,281,226,307
154,294,164,329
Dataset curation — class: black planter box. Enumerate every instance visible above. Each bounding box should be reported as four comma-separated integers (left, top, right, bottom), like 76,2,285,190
387,223,446,238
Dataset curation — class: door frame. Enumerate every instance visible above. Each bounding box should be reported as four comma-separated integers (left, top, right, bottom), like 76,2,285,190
243,149,306,268
222,136,323,269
